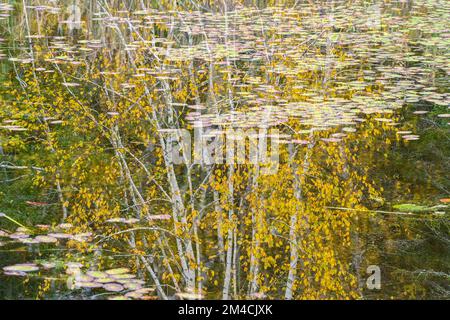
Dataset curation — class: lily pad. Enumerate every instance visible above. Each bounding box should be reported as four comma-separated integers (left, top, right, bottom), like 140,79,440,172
108,295,129,300
106,218,139,224
19,238,40,244
112,273,136,280
96,277,116,283
35,235,58,243
47,233,72,239
123,282,143,290
105,268,130,275
125,291,144,299
75,274,94,282
3,263,39,273
71,233,91,242
75,281,103,289
66,262,83,268
36,224,50,230
103,283,124,292
4,271,28,277
0,230,10,237
40,262,56,269
86,271,108,278
9,233,29,239
147,214,171,221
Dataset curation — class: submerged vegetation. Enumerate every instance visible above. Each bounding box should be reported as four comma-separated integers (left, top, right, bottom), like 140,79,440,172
0,0,449,300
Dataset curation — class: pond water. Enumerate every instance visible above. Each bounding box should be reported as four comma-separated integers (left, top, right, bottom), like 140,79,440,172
0,0,449,300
